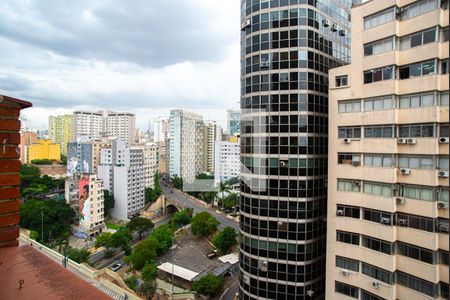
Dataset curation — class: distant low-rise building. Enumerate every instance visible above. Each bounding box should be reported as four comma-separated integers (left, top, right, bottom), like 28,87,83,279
19,131,38,164
214,140,240,186
27,139,61,163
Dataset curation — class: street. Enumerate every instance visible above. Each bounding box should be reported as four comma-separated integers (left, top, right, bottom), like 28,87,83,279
219,279,239,300
161,182,239,231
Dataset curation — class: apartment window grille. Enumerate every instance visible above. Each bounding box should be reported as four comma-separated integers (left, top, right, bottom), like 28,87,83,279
397,212,435,232
364,154,394,167
400,27,437,50
338,153,361,165
337,179,361,192
335,281,359,298
363,182,393,197
364,125,395,138
363,209,394,225
361,262,393,284
398,155,434,169
397,241,435,264
364,66,394,83
338,100,361,113
401,185,434,201
397,271,436,297
364,7,395,30
336,256,359,272
361,236,394,255
338,127,361,139
364,36,395,56
364,96,395,111
399,123,434,137
336,231,360,245
336,205,360,218
399,60,436,79
399,92,435,108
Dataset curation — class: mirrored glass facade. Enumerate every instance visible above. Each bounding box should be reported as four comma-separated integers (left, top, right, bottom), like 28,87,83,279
239,0,351,299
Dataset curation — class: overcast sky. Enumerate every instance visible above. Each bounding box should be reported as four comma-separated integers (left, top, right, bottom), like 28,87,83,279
0,0,240,130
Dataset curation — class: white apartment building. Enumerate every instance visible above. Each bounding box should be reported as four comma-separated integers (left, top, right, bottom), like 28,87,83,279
98,139,145,220
169,109,205,184
154,117,170,143
204,121,223,174
214,140,240,186
143,142,159,189
74,111,103,140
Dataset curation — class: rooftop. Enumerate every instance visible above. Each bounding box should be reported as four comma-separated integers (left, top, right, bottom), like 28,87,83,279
0,245,112,300
157,262,199,282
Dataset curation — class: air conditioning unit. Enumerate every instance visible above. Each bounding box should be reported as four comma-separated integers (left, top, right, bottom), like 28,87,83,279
341,270,350,276
380,217,391,225
343,138,351,144
400,168,411,175
397,219,407,226
241,19,251,31
372,281,380,289
439,170,449,178
279,161,287,167
439,137,449,144
260,61,270,68
439,223,449,233
397,138,407,144
336,209,345,216
395,197,405,205
322,18,331,27
407,138,417,144
437,201,449,209
339,29,347,36
259,260,268,272
352,161,361,166
306,290,315,297
331,23,339,32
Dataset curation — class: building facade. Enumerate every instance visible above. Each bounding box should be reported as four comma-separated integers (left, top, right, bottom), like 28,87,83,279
104,111,136,146
98,139,145,220
227,109,241,136
204,121,223,174
326,1,449,299
143,142,159,189
169,109,205,184
66,137,112,176
19,131,38,164
74,111,103,140
239,0,351,299
48,114,74,155
27,139,61,163
214,140,240,186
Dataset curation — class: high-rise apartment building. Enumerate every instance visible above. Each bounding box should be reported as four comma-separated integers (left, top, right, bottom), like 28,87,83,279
169,109,205,184
73,110,136,146
326,1,449,299
154,117,170,173
143,142,159,189
214,140,240,186
204,121,223,174
66,137,113,176
98,139,145,220
239,1,351,299
227,109,241,136
48,114,74,155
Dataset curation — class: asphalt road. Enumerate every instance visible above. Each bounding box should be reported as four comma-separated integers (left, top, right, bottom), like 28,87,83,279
219,278,239,300
161,183,239,231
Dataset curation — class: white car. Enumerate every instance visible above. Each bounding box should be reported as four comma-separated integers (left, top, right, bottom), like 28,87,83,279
110,263,122,272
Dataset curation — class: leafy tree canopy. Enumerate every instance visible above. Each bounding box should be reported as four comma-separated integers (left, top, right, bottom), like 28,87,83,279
212,227,237,254
128,237,157,270
191,211,219,237
149,224,174,255
171,208,192,229
66,247,90,263
192,274,224,297
129,217,154,240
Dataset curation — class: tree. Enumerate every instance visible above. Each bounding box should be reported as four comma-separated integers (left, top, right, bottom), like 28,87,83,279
141,262,158,282
20,199,75,243
60,154,67,166
140,279,157,300
95,232,113,249
54,232,69,253
171,175,183,189
128,237,157,270
129,217,154,240
110,229,132,254
145,172,163,204
212,227,237,254
66,247,91,263
124,275,138,291
223,193,239,210
198,191,217,204
103,190,114,212
149,224,174,255
29,230,39,240
192,274,224,297
191,211,219,237
171,209,192,229
31,159,54,165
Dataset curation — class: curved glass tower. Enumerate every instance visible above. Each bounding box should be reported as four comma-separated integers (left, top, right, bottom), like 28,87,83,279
239,1,351,299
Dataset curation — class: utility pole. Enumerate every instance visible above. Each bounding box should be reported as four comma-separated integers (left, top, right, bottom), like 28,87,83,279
41,209,44,242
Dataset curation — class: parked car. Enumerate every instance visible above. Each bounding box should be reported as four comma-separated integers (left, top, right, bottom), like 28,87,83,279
207,250,219,259
110,263,122,272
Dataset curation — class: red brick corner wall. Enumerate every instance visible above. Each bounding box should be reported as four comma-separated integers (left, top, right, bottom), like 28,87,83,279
0,96,31,248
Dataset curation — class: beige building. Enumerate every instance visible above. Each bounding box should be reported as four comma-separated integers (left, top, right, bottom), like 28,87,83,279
327,1,449,300
143,142,159,189
203,121,222,174
20,131,38,164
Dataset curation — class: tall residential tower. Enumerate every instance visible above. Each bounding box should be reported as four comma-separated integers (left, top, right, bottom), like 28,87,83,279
239,1,351,299
327,0,449,299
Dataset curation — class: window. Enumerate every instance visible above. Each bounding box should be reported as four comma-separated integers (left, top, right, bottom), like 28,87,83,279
364,96,395,111
364,154,394,167
443,27,449,42
337,205,360,219
397,213,435,232
335,281,359,299
361,290,386,300
397,242,436,264
363,209,394,225
338,179,361,192
441,92,449,106
362,262,393,284
399,92,435,108
399,123,434,137
336,256,359,272
398,155,434,169
397,271,436,297
338,127,361,139
336,75,348,87
364,7,395,30
439,156,449,170
442,59,449,74
400,0,439,21
338,153,361,165
364,182,393,197
338,100,361,113
364,36,395,56
336,231,360,245
401,185,434,201
364,66,394,83
400,27,437,50
439,188,449,203
439,250,449,265
399,60,436,79
364,125,394,138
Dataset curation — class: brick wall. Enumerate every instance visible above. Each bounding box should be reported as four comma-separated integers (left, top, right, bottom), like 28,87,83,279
0,95,32,248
